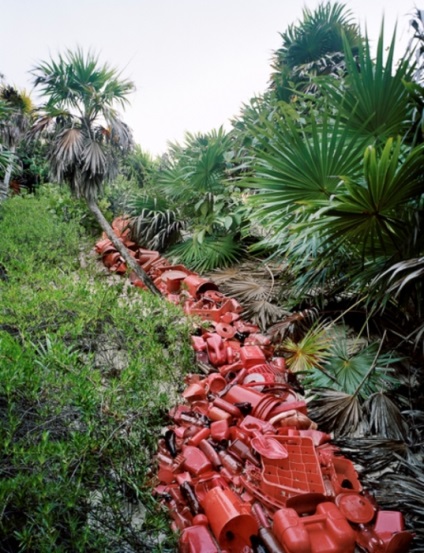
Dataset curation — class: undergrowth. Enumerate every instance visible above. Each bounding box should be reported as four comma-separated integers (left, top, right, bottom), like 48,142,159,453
0,192,194,552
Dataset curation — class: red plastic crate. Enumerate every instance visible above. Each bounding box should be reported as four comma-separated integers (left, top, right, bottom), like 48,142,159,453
260,436,328,501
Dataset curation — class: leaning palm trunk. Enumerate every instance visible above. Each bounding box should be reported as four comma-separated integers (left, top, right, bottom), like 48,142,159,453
31,49,160,295
87,199,160,295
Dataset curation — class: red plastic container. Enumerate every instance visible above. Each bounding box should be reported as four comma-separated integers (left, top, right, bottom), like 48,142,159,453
329,457,362,495
182,445,213,476
373,511,414,553
273,502,356,553
239,346,267,368
180,524,219,553
206,373,227,394
223,384,266,411
182,275,219,299
206,334,227,366
136,249,161,271
160,269,191,293
335,493,375,524
201,486,258,552
210,419,230,442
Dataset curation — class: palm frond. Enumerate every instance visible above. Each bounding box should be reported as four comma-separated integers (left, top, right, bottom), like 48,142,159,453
130,208,184,251
170,234,243,273
303,329,400,400
364,392,408,440
268,308,320,342
208,260,288,284
334,437,415,475
220,276,273,302
49,127,84,182
307,389,364,437
127,194,170,215
321,25,414,140
247,113,367,208
243,300,290,331
206,261,292,328
82,140,106,176
280,321,332,373
317,139,424,258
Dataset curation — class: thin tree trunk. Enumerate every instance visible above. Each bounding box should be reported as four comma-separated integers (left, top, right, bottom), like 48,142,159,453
87,199,160,295
0,178,8,201
0,161,12,203
0,146,16,202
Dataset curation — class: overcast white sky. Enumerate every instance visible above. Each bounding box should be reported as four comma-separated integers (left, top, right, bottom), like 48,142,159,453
0,0,417,156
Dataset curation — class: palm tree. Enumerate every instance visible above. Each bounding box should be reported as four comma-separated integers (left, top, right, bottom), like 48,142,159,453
31,48,158,294
129,128,246,271
0,100,15,181
0,85,32,201
270,1,361,101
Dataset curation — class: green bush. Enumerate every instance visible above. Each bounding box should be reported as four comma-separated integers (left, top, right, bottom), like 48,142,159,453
37,183,114,236
0,194,194,551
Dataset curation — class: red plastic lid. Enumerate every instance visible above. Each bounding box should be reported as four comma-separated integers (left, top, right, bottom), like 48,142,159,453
336,493,376,524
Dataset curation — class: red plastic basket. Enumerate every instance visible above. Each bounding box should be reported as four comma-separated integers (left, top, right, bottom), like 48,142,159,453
260,435,328,502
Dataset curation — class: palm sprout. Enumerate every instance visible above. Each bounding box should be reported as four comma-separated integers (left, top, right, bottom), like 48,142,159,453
279,321,333,373
130,207,184,252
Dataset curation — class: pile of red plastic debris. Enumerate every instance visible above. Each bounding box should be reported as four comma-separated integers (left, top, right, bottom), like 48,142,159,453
95,220,414,553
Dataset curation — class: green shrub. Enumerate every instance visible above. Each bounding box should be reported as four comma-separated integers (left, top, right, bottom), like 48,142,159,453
0,194,194,551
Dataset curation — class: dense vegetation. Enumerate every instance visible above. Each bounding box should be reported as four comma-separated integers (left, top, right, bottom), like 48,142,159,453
0,192,194,551
1,1,424,551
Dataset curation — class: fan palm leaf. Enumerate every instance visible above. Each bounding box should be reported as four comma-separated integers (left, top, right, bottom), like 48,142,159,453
365,392,408,440
321,25,414,140
242,300,290,330
248,114,367,207
307,389,363,437
170,234,243,273
305,138,424,260
244,114,370,261
207,261,292,329
304,339,399,400
280,321,333,373
219,276,273,302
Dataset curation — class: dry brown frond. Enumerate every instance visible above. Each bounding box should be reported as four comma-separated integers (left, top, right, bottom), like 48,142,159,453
308,389,364,437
